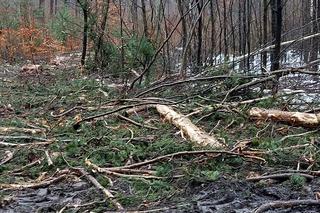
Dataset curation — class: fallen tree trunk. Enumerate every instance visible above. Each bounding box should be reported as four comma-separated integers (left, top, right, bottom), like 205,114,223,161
249,107,320,128
156,105,224,148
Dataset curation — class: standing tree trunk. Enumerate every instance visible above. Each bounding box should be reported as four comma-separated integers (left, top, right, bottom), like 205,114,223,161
94,0,110,68
77,0,89,67
209,0,216,65
223,0,228,61
50,0,54,16
270,0,283,94
302,0,312,63
54,0,58,14
246,0,251,71
39,0,45,24
196,0,204,72
141,0,149,39
177,0,187,51
131,0,138,32
310,0,320,71
261,0,268,70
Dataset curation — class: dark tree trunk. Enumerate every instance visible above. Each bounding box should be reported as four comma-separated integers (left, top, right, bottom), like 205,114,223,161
196,0,203,72
302,0,311,63
270,0,282,72
39,0,45,24
77,0,88,66
310,0,320,71
223,0,228,60
50,0,54,16
177,0,187,57
270,0,283,94
94,0,110,68
262,0,268,69
141,0,148,39
131,0,138,32
209,0,216,65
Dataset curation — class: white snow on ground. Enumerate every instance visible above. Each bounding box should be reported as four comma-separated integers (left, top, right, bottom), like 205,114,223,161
203,49,320,109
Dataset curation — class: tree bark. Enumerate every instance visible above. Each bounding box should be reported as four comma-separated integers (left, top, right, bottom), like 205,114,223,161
249,107,320,128
94,0,110,68
156,105,224,148
270,0,283,94
77,0,88,66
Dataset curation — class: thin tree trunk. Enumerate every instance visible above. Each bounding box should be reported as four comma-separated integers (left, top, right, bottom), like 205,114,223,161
310,0,320,71
131,0,138,32
262,0,268,69
177,0,187,61
270,0,283,94
196,0,204,72
209,0,216,65
141,0,149,39
77,0,88,67
50,0,54,16
94,0,110,68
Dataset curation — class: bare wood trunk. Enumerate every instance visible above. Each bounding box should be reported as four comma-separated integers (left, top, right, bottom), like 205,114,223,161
249,107,320,128
156,105,224,148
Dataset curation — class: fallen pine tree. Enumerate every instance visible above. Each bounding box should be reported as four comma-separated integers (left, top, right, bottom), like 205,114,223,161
156,105,224,148
249,107,320,128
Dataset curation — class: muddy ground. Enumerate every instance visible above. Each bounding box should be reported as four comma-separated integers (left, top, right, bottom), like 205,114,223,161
2,177,320,212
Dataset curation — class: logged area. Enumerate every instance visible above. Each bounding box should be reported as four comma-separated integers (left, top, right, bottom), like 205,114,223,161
1,1,320,213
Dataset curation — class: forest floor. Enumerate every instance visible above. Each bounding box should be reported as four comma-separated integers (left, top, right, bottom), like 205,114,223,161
1,57,320,213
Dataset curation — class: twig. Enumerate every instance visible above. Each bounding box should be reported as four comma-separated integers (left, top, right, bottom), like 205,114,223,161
85,159,165,180
10,158,43,173
135,75,256,97
254,199,320,213
58,199,107,213
0,127,44,134
0,141,54,147
279,130,318,142
0,135,52,141
126,128,134,144
247,173,314,182
45,150,53,166
0,150,14,166
0,174,67,190
50,106,87,118
76,168,124,210
266,143,311,153
125,104,156,116
117,114,158,130
104,203,191,213
104,150,265,171
269,169,320,177
73,102,166,127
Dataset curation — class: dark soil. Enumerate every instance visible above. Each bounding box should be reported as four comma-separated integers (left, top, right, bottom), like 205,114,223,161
2,177,320,212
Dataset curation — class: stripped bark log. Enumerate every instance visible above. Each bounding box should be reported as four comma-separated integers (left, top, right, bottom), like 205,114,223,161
156,105,224,148
249,107,320,128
